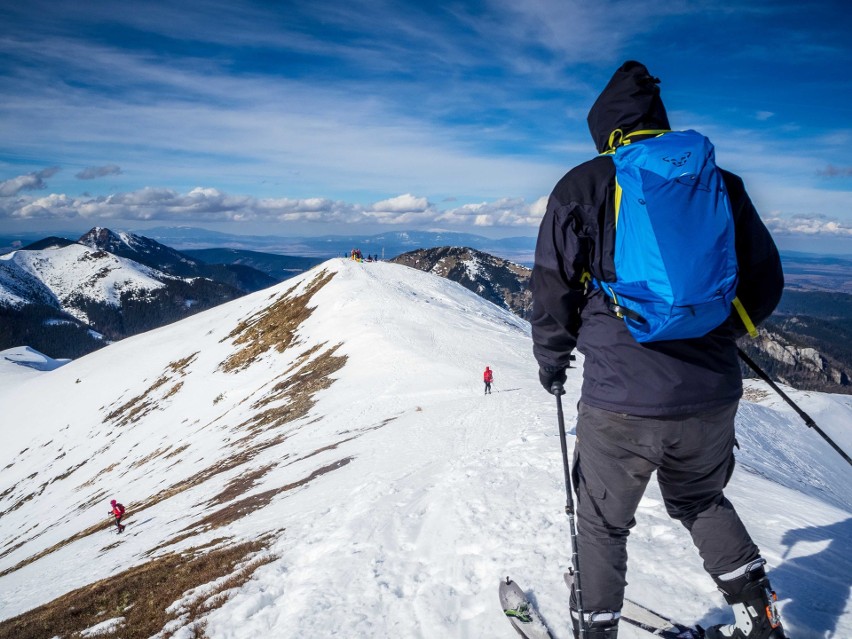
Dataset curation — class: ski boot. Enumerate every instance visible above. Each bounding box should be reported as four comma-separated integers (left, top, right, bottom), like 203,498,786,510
570,609,619,639
569,578,619,638
706,559,786,639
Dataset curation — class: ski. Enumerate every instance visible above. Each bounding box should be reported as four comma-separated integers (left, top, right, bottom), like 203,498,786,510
564,572,703,638
499,577,555,639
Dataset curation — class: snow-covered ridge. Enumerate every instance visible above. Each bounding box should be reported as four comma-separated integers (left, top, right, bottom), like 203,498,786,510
0,243,169,318
0,259,849,638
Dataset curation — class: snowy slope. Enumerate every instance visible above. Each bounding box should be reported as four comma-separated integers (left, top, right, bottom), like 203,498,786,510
0,259,849,638
0,346,70,389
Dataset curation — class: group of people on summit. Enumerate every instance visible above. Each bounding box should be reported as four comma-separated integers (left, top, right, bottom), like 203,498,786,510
349,248,379,262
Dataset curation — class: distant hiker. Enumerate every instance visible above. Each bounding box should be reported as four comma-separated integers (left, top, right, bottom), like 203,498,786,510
109,499,126,533
483,366,493,395
531,61,785,639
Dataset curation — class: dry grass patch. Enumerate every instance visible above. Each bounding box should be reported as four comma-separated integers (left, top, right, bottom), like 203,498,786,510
207,463,276,506
0,481,49,519
236,344,346,436
0,537,276,639
0,540,26,562
163,381,184,399
76,463,119,490
219,270,334,372
76,488,109,512
169,352,199,375
103,376,167,426
165,444,190,459
157,457,352,552
54,460,88,482
131,432,290,518
743,386,771,402
102,354,197,428
190,457,352,532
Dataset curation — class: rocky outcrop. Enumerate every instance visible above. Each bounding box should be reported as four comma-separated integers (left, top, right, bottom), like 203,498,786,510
391,246,532,319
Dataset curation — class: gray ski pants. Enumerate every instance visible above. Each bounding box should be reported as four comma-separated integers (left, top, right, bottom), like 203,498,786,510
572,401,760,612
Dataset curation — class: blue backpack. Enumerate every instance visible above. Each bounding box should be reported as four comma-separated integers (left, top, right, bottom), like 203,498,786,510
598,129,754,342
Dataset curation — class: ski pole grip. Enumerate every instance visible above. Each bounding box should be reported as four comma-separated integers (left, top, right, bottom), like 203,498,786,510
550,381,566,396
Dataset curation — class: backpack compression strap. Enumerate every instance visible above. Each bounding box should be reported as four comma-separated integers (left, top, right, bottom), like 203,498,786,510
733,297,758,338
602,128,671,155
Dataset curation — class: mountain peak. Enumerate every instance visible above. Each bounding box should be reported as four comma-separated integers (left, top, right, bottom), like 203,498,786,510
78,226,128,251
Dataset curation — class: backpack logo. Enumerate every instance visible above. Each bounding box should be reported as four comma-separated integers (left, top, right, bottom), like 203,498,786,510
662,151,691,167
599,130,739,343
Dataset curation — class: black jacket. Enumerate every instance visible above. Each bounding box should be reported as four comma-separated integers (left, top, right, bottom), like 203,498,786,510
530,62,784,416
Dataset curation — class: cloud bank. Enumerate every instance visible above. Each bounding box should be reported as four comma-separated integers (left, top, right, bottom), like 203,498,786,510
3,167,849,242
0,174,546,230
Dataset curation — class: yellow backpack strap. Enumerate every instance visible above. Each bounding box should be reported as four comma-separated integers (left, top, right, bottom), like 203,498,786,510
603,129,624,154
622,129,670,144
614,178,622,229
732,297,758,338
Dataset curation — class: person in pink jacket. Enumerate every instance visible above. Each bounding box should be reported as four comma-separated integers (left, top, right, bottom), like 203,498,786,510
483,366,493,395
109,499,126,533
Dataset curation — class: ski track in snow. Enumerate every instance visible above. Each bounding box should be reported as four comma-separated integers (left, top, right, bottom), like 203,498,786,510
0,258,849,639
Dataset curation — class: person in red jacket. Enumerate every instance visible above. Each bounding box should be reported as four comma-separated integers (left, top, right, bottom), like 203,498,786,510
483,366,493,395
109,499,126,533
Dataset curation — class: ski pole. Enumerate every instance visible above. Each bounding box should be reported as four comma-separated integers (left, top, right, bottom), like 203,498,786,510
553,382,586,638
738,348,851,467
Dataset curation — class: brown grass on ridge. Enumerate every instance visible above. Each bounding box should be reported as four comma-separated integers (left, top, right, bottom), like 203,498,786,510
236,344,346,436
219,270,335,372
0,537,277,639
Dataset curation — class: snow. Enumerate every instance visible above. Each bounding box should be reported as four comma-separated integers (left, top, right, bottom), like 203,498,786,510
0,258,849,638
79,617,125,636
0,346,70,389
0,243,168,322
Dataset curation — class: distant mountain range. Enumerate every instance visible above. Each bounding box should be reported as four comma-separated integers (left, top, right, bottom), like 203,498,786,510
0,228,310,359
2,227,539,265
3,227,851,393
4,227,851,283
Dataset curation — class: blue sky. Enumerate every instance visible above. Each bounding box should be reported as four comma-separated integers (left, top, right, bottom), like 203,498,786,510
1,0,851,252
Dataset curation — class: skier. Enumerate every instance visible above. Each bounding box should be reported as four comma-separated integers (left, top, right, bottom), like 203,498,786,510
483,366,493,394
530,62,786,638
109,499,126,533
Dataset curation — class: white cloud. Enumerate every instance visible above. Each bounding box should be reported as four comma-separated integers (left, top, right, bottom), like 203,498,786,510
764,213,852,237
435,197,546,227
371,194,429,213
0,167,60,197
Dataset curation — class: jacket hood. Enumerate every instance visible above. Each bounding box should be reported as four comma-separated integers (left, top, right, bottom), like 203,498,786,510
587,61,670,153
